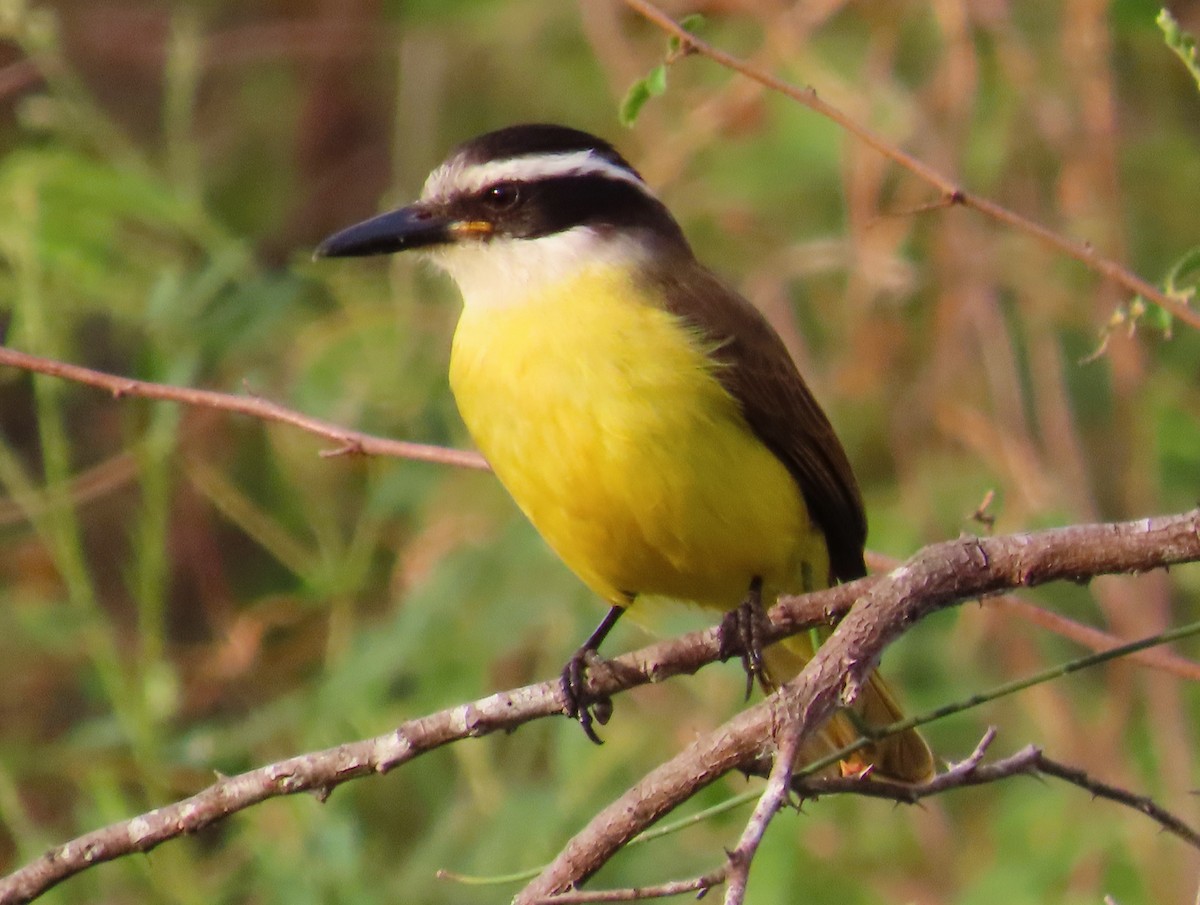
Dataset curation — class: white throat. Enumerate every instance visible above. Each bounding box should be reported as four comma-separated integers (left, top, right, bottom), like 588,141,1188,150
426,227,649,311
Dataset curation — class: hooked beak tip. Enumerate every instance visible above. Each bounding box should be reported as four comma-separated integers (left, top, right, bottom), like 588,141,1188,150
314,204,452,259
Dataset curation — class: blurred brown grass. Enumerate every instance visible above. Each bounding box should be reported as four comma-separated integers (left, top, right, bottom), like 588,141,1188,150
0,1,1198,902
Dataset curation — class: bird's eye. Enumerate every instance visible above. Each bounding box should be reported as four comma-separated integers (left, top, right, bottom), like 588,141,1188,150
483,183,521,210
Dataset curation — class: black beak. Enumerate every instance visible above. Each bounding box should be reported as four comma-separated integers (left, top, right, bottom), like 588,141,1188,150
314,204,452,259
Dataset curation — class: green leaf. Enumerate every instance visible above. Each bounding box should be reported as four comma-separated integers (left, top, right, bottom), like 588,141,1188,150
621,13,704,126
1157,8,1200,92
645,62,668,95
619,64,667,127
618,79,652,128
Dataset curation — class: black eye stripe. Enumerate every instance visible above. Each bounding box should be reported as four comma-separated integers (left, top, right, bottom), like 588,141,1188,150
445,174,688,253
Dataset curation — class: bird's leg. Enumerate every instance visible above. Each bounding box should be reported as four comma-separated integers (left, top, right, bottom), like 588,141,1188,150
718,576,771,699
562,604,625,744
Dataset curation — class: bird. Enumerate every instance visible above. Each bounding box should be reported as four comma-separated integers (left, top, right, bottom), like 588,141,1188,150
316,123,933,782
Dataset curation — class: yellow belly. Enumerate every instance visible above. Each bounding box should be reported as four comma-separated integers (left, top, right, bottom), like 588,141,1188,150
448,265,829,610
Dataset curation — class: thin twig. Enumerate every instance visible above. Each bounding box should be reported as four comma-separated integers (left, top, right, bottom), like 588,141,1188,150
621,0,1200,332
0,346,488,471
722,713,803,905
532,870,725,904
793,726,1001,800
800,741,1200,848
1035,754,1200,848
530,727,1200,904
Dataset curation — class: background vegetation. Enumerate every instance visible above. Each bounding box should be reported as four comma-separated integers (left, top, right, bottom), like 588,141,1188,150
0,0,1198,902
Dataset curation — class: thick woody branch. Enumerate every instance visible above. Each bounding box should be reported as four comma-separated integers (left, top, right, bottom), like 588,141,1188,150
539,729,1200,904
1,511,1197,904
514,511,1200,901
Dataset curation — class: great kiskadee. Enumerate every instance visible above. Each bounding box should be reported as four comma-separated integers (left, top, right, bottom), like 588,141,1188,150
316,124,933,782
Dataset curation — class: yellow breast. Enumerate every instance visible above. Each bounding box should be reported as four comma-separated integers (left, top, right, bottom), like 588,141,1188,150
448,264,826,609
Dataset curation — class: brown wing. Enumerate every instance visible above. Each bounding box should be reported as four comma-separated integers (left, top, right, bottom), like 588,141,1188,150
645,262,868,583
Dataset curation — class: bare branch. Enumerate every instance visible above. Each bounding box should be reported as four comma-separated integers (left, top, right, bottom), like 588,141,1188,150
1035,754,1200,848
0,346,487,471
864,551,1200,681
722,717,803,905
532,728,1200,904
515,512,1200,901
788,726,1004,799
2,511,1197,904
794,735,1200,849
530,871,724,904
621,0,1199,332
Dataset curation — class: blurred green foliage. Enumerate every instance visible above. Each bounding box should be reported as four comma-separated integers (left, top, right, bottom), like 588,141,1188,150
0,1,1198,903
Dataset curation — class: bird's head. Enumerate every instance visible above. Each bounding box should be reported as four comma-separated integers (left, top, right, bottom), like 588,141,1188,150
316,124,689,308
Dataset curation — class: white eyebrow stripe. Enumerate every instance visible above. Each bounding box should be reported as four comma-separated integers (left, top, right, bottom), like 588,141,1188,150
421,150,650,202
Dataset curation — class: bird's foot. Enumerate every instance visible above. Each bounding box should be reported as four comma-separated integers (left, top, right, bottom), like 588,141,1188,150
561,646,613,745
561,604,625,743
718,577,770,699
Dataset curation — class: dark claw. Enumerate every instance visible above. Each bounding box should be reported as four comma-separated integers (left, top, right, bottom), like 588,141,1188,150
560,604,625,744
717,577,770,699
561,646,612,745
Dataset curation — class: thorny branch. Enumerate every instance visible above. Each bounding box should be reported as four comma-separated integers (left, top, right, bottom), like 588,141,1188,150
0,512,1197,903
795,729,1200,852
537,728,1200,904
720,714,805,905
512,513,1200,904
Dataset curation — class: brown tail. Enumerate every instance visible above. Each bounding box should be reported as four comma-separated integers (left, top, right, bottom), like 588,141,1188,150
763,634,935,783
